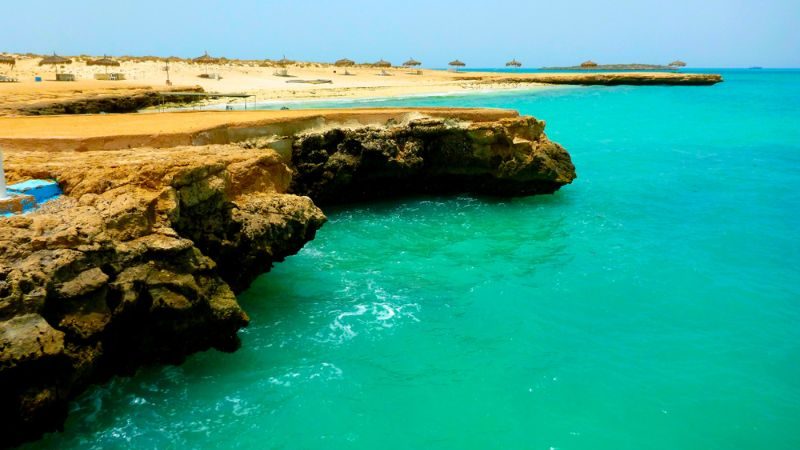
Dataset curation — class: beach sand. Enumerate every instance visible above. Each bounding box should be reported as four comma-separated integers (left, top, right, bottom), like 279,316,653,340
0,56,540,110
0,55,719,114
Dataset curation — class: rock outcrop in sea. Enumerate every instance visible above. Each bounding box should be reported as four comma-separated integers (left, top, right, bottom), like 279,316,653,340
0,109,575,446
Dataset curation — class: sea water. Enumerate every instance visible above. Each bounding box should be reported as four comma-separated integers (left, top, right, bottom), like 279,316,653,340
27,70,800,449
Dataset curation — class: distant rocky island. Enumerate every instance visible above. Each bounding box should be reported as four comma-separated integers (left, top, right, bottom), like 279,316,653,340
542,61,686,71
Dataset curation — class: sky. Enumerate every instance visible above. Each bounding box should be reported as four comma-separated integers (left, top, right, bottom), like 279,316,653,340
2,0,799,67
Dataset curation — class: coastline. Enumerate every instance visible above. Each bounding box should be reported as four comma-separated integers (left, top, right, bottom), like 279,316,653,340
0,108,576,445
0,55,721,116
184,83,572,111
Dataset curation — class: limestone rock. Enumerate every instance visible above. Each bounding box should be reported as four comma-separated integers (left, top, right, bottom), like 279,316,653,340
289,116,576,204
0,145,325,445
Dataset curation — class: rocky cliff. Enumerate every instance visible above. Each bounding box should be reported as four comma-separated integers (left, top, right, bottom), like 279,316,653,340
287,116,574,204
0,147,325,447
0,109,575,446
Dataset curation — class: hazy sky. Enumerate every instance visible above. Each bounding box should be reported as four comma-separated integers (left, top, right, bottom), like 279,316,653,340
2,0,798,67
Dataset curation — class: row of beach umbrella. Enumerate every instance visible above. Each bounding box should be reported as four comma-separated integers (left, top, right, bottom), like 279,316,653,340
3,52,689,73
0,52,527,71
192,53,505,69
0,53,119,73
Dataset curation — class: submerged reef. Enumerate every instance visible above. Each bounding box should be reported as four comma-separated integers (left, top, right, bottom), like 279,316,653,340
0,109,575,446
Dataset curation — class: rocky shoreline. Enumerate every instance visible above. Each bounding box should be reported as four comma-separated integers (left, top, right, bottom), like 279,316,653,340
0,86,205,117
0,109,576,447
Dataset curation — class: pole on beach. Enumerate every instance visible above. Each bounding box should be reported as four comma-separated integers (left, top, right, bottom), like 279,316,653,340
0,147,8,199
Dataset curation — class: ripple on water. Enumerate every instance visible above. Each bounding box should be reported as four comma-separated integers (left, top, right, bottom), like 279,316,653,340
318,280,421,344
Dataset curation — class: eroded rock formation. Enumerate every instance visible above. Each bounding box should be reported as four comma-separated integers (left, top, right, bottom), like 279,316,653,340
0,146,325,446
288,116,575,204
0,111,575,446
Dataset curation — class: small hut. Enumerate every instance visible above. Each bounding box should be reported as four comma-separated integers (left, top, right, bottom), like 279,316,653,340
334,58,356,67
580,60,598,68
403,58,421,67
505,59,522,68
669,60,687,67
39,53,73,74
0,55,16,70
373,59,392,68
448,59,466,71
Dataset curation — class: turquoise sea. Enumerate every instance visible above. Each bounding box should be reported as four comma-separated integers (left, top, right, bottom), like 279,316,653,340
28,70,800,449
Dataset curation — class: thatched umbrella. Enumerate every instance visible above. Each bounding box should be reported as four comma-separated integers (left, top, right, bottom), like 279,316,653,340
273,55,295,77
505,59,522,68
193,51,219,74
373,59,392,68
334,58,355,67
39,53,72,74
0,55,15,68
403,58,421,67
448,59,466,71
87,55,120,73
277,55,295,66
160,57,181,84
669,60,687,67
580,60,598,68
193,51,218,64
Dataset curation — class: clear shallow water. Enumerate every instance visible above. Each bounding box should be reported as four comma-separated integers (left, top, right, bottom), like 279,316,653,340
28,70,800,449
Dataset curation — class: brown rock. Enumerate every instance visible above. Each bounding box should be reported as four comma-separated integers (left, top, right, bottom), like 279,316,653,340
289,116,576,204
0,314,65,370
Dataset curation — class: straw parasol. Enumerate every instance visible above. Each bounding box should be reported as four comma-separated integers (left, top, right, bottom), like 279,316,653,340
669,60,687,67
87,55,120,73
0,55,15,67
373,59,392,68
193,51,219,64
193,51,219,74
334,58,355,67
448,59,466,71
39,53,72,74
403,58,421,67
580,60,598,68
505,59,522,68
276,55,295,66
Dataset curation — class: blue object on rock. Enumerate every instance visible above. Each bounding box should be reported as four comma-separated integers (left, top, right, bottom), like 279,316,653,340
7,179,61,204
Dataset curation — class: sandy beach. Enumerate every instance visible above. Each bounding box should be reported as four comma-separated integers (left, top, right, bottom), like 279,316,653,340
0,55,721,115
0,56,538,108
